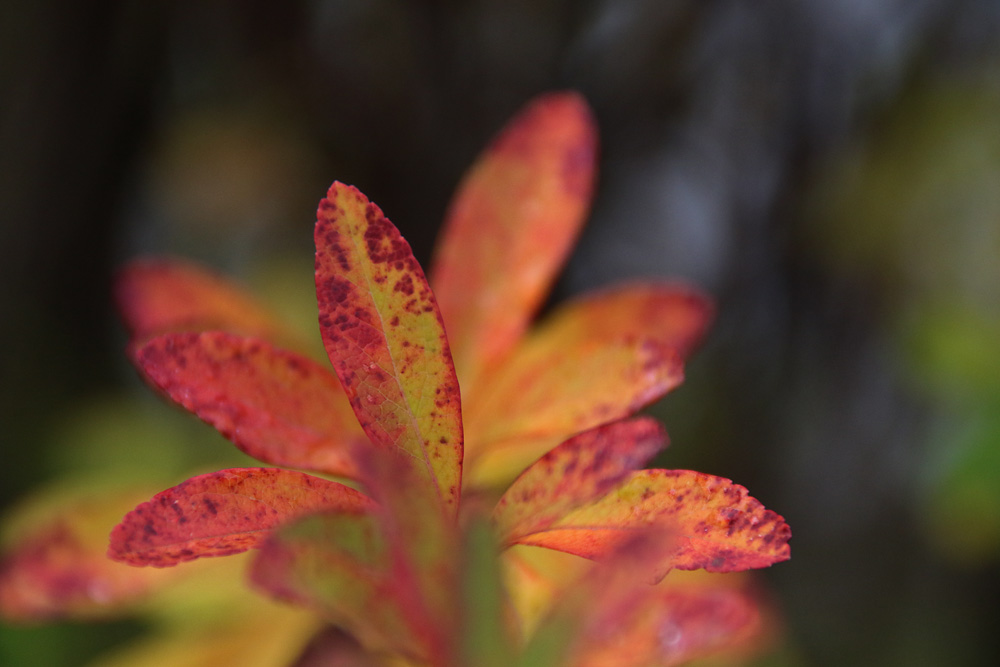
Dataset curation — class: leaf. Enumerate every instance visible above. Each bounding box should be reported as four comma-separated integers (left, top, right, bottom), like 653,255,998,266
136,332,368,478
250,511,421,660
522,533,767,667
526,282,714,361
500,546,590,651
493,418,667,547
507,470,791,575
89,600,319,667
568,585,764,667
464,339,683,487
314,182,463,517
0,484,184,621
430,92,598,394
108,468,373,567
116,257,294,348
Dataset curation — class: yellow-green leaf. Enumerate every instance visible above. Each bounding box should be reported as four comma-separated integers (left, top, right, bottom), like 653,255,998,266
314,182,463,518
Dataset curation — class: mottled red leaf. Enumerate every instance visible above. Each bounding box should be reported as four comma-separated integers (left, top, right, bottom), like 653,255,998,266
116,257,294,347
314,182,463,517
493,418,667,547
508,470,790,574
109,468,373,567
136,332,368,478
0,486,182,621
430,92,598,393
500,546,592,644
464,339,683,487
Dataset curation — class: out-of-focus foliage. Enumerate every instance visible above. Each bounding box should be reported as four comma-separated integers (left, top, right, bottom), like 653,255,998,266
806,73,1000,566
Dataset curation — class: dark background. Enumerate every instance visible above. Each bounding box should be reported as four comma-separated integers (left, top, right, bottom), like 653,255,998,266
3,1,999,665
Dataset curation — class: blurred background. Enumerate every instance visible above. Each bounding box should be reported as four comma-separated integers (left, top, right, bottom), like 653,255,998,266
2,0,999,665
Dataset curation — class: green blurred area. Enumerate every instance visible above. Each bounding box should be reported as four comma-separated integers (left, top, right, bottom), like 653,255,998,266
806,73,1000,567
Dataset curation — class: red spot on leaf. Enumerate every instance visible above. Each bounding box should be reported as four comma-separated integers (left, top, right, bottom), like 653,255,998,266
394,274,415,296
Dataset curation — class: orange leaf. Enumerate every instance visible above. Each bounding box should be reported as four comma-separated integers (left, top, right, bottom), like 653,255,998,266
464,339,683,487
493,418,666,547
465,283,709,485
430,92,597,393
527,281,714,360
136,332,368,478
108,468,373,567
315,182,463,518
116,257,294,348
0,485,183,621
508,470,790,574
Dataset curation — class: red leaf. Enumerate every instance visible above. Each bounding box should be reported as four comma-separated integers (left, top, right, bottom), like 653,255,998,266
508,470,791,574
430,92,598,393
116,257,293,347
493,418,667,547
314,182,463,518
108,468,373,567
136,332,368,478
